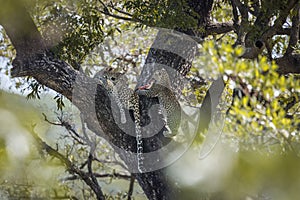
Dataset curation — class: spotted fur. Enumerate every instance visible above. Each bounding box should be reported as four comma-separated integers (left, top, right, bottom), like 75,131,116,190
136,68,181,137
94,68,145,173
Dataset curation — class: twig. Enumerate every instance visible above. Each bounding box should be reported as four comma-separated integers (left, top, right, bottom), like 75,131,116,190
108,1,133,17
29,128,105,200
127,174,135,200
63,172,132,181
97,0,141,23
98,9,139,22
86,136,102,197
42,113,85,145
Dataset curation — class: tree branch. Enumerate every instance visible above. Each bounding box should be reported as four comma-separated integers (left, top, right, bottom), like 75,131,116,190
262,0,298,41
205,22,234,36
64,172,132,181
97,0,142,23
286,2,300,55
0,0,45,57
272,2,300,74
276,27,292,35
30,129,105,200
43,113,85,145
107,1,134,17
276,54,300,74
231,0,249,45
127,174,135,200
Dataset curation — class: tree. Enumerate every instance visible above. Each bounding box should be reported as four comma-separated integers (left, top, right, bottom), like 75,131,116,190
0,0,300,199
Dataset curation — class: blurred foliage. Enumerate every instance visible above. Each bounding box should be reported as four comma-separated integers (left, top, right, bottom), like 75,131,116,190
0,90,62,199
191,39,300,153
29,0,105,68
0,90,141,199
0,0,300,199
170,145,300,200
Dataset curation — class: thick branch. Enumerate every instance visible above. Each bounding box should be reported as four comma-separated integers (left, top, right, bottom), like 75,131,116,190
231,0,249,45
0,0,45,57
198,77,225,133
276,27,292,35
262,0,298,41
205,22,234,36
276,54,300,74
286,3,300,55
